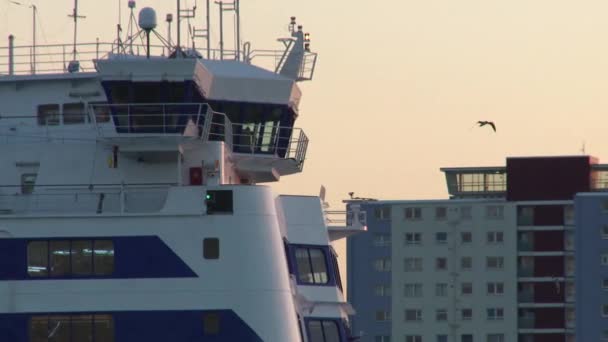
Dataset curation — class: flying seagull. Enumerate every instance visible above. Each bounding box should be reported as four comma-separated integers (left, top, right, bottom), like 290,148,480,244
477,121,496,132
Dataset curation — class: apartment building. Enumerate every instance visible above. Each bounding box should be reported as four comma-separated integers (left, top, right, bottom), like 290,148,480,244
347,155,606,342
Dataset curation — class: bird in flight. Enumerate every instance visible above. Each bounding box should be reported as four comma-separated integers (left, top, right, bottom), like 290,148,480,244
477,121,496,132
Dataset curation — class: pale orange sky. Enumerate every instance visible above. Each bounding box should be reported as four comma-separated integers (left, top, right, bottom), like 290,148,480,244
2,0,608,208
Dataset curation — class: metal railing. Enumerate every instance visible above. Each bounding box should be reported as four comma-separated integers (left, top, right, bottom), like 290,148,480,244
0,183,172,215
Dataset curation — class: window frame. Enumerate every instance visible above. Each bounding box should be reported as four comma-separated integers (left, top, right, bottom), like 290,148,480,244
37,104,61,126
404,207,422,220
404,309,422,322
405,232,422,245
305,318,343,342
461,308,473,321
294,246,331,285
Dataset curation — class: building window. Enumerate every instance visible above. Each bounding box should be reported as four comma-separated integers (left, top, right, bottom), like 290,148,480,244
603,304,608,317
374,206,391,220
486,231,504,244
461,232,472,244
373,233,391,247
404,258,423,272
436,207,447,220
203,313,220,335
307,319,341,342
295,247,329,284
405,232,422,245
404,207,422,220
21,173,37,195
487,282,505,295
461,308,473,321
602,253,608,266
487,334,505,342
603,330,608,342
487,308,504,320
461,334,473,342
374,284,392,297
486,205,504,219
602,225,608,239
486,257,504,270
436,257,448,271
436,309,448,322
603,279,608,290
404,309,422,322
63,103,87,125
436,232,448,244
517,206,534,225
602,200,608,212
460,206,472,220
375,311,391,322
30,314,114,342
436,283,448,297
373,258,391,272
37,104,60,125
405,336,422,342
375,336,391,342
461,282,473,295
437,335,448,342
203,238,220,259
404,283,423,297
27,239,114,278
461,257,472,270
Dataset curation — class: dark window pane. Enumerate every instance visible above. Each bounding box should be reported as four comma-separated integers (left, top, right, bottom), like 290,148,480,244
295,248,314,283
322,321,341,342
94,315,114,342
71,240,93,276
48,315,70,342
63,103,86,124
30,316,48,342
309,249,328,284
307,320,324,342
203,238,220,259
72,315,93,342
21,173,37,195
38,104,60,126
50,241,70,277
92,103,110,123
203,313,220,335
94,240,114,275
28,241,48,277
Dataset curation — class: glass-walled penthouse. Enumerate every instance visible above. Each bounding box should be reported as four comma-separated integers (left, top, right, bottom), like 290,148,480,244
441,167,507,199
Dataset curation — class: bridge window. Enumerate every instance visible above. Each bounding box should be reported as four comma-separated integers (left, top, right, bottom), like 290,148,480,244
203,238,220,259
21,173,37,194
63,103,86,124
307,320,341,342
29,314,114,342
295,247,329,284
37,104,60,126
27,239,114,278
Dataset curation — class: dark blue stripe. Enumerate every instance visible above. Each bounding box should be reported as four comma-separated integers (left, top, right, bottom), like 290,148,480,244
0,310,263,342
0,236,196,280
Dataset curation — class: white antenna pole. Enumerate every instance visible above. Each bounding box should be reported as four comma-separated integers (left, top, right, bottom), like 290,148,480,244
206,0,210,58
235,0,240,61
176,0,181,53
218,1,223,60
68,0,86,61
32,5,36,74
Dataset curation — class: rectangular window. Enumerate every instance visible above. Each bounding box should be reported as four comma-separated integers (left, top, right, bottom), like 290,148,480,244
461,282,473,295
487,308,504,320
373,258,391,272
603,225,608,239
404,258,423,272
436,257,448,271
405,232,422,245
461,308,472,320
602,253,608,266
374,206,391,220
461,335,473,342
436,283,448,297
295,247,329,284
487,282,505,295
21,173,37,195
436,207,447,220
436,232,448,244
404,309,422,322
50,240,71,277
603,279,608,290
404,283,423,297
461,257,472,270
375,336,391,342
603,304,608,317
37,104,60,125
30,315,114,342
375,311,391,321
374,284,391,297
203,238,220,259
461,232,472,244
460,206,472,220
437,335,448,342
92,103,111,123
373,233,391,247
307,319,341,342
71,240,93,275
405,336,422,342
28,241,49,277
404,207,422,220
487,257,504,270
487,334,505,342
63,103,87,125
487,231,504,244
28,239,114,278
486,205,504,219
436,309,448,321
93,240,114,276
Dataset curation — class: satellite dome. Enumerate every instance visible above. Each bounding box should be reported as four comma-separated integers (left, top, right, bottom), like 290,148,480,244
138,7,157,31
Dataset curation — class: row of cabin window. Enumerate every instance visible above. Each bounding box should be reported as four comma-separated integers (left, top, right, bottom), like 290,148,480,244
307,320,341,342
27,240,114,277
37,103,110,126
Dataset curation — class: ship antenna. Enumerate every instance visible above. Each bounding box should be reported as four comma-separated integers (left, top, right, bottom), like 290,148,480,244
68,0,86,63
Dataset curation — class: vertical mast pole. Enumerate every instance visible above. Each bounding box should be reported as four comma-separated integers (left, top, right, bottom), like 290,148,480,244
176,0,181,55
32,5,36,74
206,0,210,59
218,1,223,60
235,0,240,61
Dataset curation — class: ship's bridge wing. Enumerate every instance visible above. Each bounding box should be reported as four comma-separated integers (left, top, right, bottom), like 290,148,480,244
95,57,301,112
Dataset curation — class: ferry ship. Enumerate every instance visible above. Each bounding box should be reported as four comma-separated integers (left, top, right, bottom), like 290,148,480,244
0,1,366,341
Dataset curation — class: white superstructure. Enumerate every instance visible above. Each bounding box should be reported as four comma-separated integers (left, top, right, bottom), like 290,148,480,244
0,2,359,342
